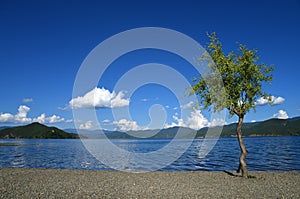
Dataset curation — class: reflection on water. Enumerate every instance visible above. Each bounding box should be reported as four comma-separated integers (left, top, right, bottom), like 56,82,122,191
112,139,172,153
0,136,299,171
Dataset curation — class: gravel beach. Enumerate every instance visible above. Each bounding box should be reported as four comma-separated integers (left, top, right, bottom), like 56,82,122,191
0,168,299,198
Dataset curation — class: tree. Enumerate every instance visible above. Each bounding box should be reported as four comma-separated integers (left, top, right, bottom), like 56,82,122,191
190,33,274,177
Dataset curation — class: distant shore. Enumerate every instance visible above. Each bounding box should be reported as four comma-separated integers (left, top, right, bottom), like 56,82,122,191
1,116,300,139
1,168,299,198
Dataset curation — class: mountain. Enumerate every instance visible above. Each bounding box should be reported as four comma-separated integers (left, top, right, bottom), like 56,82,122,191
242,117,300,136
196,117,300,138
106,127,196,139
65,128,119,139
0,126,10,131
64,126,197,139
99,117,300,139
0,122,79,139
1,117,299,139
66,117,300,139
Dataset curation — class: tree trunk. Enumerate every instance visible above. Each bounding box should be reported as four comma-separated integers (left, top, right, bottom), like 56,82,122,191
236,115,248,177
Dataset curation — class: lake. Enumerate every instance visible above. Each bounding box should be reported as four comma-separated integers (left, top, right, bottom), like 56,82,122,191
0,136,299,171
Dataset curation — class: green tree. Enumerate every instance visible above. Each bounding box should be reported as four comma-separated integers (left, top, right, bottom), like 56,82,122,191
191,33,274,177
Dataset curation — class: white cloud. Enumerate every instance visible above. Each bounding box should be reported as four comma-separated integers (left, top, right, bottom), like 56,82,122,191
181,101,194,109
113,119,142,131
0,105,69,124
174,116,185,126
273,110,289,119
33,113,46,123
102,119,110,123
164,115,186,129
109,110,226,131
33,114,65,124
186,110,208,129
255,96,285,106
0,105,32,123
0,113,14,122
110,91,130,108
251,120,257,123
208,118,227,127
17,105,30,118
69,87,129,109
22,98,33,103
14,105,32,123
163,123,174,129
164,110,210,130
272,97,285,105
79,121,94,130
47,115,65,123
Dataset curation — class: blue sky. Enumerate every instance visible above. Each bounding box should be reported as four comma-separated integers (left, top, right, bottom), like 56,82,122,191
0,0,299,130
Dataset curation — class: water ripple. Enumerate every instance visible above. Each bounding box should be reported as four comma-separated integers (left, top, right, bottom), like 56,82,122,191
0,137,299,171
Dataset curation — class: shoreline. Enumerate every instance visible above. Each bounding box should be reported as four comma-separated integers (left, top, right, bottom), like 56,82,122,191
1,168,299,198
1,135,299,141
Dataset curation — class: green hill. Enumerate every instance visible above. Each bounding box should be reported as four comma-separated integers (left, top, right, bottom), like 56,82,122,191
196,117,300,138
91,117,300,139
1,117,299,139
0,122,79,139
106,127,196,139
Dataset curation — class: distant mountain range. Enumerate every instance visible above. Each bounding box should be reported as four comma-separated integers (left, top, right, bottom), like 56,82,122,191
196,117,300,138
0,117,299,139
0,122,79,139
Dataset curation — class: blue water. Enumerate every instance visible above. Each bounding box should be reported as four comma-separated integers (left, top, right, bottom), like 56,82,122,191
0,136,299,171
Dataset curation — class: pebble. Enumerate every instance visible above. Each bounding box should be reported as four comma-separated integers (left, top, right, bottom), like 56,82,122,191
0,168,299,198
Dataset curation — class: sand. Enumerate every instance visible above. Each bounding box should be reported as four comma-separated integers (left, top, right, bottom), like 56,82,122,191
0,168,299,198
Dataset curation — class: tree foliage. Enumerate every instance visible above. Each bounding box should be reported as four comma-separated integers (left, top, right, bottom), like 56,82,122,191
191,32,274,118
191,32,274,177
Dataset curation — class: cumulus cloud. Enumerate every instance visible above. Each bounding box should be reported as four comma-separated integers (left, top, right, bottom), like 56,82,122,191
0,105,32,123
273,110,289,119
69,87,129,109
0,105,68,124
13,105,32,123
111,91,129,108
255,96,285,106
22,98,33,103
180,101,195,109
272,97,285,105
164,110,212,130
208,118,227,127
113,119,142,131
33,114,47,123
33,114,65,124
109,110,226,131
164,110,227,130
79,121,94,130
102,119,110,123
186,110,209,129
0,113,14,123
164,115,186,129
